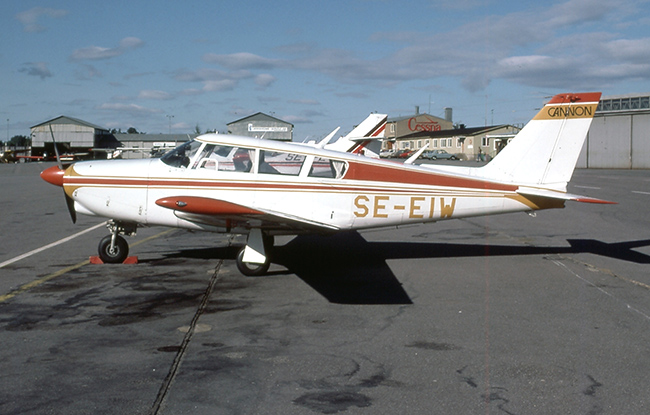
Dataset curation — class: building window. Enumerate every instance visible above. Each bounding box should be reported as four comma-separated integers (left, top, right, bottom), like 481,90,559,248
432,139,438,148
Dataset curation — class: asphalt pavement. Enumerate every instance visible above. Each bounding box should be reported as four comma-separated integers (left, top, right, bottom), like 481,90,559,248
1,161,649,414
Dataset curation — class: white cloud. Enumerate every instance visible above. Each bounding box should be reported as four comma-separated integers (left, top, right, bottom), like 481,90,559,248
203,52,281,69
254,74,276,87
71,37,144,61
75,64,102,80
194,0,650,92
203,79,238,92
16,7,68,33
18,62,52,79
138,90,174,100
288,99,321,105
97,103,163,114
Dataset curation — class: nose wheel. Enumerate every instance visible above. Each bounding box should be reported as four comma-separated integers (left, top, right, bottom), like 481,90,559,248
98,234,129,264
97,220,136,264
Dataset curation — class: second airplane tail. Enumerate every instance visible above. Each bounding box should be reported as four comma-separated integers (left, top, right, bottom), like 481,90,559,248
479,92,601,191
325,113,387,155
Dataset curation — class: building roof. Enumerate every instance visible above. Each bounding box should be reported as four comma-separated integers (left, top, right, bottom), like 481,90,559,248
387,113,447,123
227,112,293,126
31,115,108,131
399,124,515,140
114,133,198,143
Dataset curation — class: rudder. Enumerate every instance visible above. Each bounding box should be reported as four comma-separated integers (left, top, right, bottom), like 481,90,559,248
479,92,601,190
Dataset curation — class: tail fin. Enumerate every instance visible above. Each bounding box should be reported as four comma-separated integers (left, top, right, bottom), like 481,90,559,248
479,92,601,190
325,113,387,154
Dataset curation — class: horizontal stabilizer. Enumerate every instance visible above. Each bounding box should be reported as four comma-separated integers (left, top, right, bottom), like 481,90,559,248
517,187,616,204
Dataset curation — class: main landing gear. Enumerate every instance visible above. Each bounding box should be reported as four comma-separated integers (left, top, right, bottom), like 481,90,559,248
97,220,137,264
236,228,274,277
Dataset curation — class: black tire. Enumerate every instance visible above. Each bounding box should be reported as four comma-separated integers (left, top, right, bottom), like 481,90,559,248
98,235,129,264
236,246,270,276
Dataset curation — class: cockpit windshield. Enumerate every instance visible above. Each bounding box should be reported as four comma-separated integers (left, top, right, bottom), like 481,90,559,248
160,140,203,168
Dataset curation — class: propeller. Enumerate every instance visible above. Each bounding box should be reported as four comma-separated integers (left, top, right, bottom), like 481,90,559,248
46,124,77,223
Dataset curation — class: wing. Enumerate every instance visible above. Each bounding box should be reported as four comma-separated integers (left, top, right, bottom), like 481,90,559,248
155,196,339,233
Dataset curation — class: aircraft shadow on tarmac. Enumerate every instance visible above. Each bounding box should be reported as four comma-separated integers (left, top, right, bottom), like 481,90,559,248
167,232,650,305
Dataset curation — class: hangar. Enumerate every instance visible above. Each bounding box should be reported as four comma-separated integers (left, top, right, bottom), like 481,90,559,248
30,116,116,158
227,112,293,141
579,93,650,169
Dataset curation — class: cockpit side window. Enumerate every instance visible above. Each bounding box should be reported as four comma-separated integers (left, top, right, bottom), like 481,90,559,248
308,157,347,179
194,144,256,172
259,151,305,175
161,140,203,168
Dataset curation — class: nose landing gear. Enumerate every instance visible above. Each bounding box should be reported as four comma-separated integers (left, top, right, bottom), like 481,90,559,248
97,220,137,264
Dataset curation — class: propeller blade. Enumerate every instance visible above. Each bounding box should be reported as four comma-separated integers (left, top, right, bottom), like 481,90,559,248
48,124,63,170
65,192,77,223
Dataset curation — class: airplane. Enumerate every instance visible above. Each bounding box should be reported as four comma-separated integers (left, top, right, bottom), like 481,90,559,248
41,92,614,276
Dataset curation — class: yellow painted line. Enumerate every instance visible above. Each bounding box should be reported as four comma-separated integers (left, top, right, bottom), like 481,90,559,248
0,228,177,303
130,228,176,248
0,260,90,303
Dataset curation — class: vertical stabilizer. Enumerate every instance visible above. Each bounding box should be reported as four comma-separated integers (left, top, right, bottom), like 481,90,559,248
479,92,601,190
326,113,387,154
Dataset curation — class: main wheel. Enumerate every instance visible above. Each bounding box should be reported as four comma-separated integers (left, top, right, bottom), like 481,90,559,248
236,246,270,276
98,235,129,264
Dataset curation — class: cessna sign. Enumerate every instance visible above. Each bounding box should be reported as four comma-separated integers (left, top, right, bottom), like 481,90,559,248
408,115,442,132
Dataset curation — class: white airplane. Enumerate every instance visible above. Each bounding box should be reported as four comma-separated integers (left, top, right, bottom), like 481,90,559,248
41,92,613,275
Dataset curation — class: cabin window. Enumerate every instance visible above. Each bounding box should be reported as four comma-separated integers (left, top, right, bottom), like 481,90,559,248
194,144,256,172
259,151,305,175
161,140,203,168
308,157,347,179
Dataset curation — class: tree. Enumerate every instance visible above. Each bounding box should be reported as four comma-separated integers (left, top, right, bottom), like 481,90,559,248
127,127,139,134
9,135,30,147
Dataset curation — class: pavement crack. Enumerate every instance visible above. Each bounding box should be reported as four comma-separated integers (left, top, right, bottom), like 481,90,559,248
149,251,228,415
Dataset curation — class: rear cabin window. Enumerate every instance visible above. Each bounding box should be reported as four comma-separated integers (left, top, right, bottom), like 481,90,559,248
308,157,347,179
193,144,255,172
259,151,305,175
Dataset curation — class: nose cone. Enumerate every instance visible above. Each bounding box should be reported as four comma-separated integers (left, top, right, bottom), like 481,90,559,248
41,165,66,187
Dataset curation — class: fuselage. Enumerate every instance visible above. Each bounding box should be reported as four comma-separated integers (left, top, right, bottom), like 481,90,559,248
57,134,555,235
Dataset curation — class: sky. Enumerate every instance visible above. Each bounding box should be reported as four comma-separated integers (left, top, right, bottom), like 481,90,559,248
2,0,650,142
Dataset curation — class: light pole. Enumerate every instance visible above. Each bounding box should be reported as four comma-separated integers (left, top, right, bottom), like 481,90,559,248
166,115,174,134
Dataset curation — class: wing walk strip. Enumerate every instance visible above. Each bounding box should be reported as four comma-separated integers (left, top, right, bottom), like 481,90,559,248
0,228,175,303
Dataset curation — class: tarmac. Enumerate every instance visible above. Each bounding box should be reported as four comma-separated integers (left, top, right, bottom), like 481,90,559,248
1,161,649,414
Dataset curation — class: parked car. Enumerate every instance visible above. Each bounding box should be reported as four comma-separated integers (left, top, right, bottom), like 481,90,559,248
420,149,458,160
396,150,414,158
379,149,396,158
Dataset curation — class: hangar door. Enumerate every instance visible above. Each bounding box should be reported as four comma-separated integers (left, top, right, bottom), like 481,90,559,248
631,115,650,168
585,116,632,168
